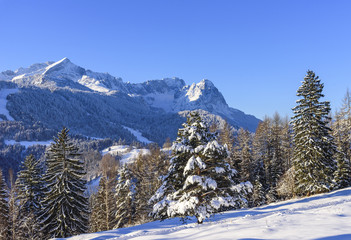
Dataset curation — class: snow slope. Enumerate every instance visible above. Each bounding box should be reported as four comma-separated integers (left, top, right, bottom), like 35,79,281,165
0,88,18,120
59,187,351,240
101,145,150,165
123,126,153,144
4,139,52,148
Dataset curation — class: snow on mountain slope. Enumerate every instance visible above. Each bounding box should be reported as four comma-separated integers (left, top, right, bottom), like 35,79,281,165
59,187,351,240
0,58,261,132
101,145,150,165
0,88,19,120
4,139,52,148
128,78,260,131
123,126,153,144
0,58,125,92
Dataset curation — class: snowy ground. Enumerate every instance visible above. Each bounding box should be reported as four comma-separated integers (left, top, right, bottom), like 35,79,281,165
101,145,150,165
122,126,153,144
59,187,351,240
4,139,52,148
0,88,18,120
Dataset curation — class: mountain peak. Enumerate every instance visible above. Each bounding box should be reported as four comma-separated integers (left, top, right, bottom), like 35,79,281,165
57,57,70,63
198,79,215,88
43,57,86,82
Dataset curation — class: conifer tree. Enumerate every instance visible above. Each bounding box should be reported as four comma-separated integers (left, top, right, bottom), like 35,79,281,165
115,166,136,228
218,121,236,168
15,154,44,240
89,193,101,233
40,127,89,239
218,121,239,166
333,146,351,189
251,121,270,205
8,169,19,240
90,175,116,232
150,112,252,224
333,89,351,164
131,144,169,223
0,169,9,240
89,154,118,232
291,70,336,196
236,128,254,183
332,89,351,188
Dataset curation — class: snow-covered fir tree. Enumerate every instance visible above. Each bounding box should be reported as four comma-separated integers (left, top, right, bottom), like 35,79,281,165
15,154,44,240
333,145,351,189
291,70,336,196
0,169,9,240
252,177,266,207
40,127,89,239
115,166,136,228
150,111,252,224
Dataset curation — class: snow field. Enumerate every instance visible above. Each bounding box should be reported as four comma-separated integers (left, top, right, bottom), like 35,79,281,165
101,145,150,165
122,126,153,144
0,88,18,120
4,139,52,148
60,187,351,240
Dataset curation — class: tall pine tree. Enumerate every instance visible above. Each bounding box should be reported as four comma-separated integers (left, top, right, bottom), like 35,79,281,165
114,166,136,228
40,127,89,239
15,154,44,240
291,70,336,196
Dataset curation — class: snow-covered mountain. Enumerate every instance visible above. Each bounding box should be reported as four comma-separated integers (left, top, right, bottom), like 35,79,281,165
58,187,351,240
0,58,260,143
0,58,126,92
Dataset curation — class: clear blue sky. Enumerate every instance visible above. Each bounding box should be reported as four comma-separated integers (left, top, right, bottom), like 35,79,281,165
1,0,350,119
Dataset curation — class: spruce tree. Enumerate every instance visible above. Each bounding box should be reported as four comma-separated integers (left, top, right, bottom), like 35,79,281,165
40,127,89,239
0,169,9,240
150,112,252,224
291,70,336,196
15,154,44,240
333,146,351,189
115,166,136,228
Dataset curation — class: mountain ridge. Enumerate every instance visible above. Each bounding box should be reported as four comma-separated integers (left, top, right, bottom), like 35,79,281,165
0,58,260,143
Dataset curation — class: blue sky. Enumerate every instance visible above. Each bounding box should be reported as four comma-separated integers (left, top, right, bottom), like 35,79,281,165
1,0,350,119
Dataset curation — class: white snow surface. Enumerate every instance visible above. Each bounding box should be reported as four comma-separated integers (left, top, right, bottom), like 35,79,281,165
0,88,19,120
123,126,153,144
101,145,150,165
58,187,351,240
143,92,175,112
4,139,52,148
